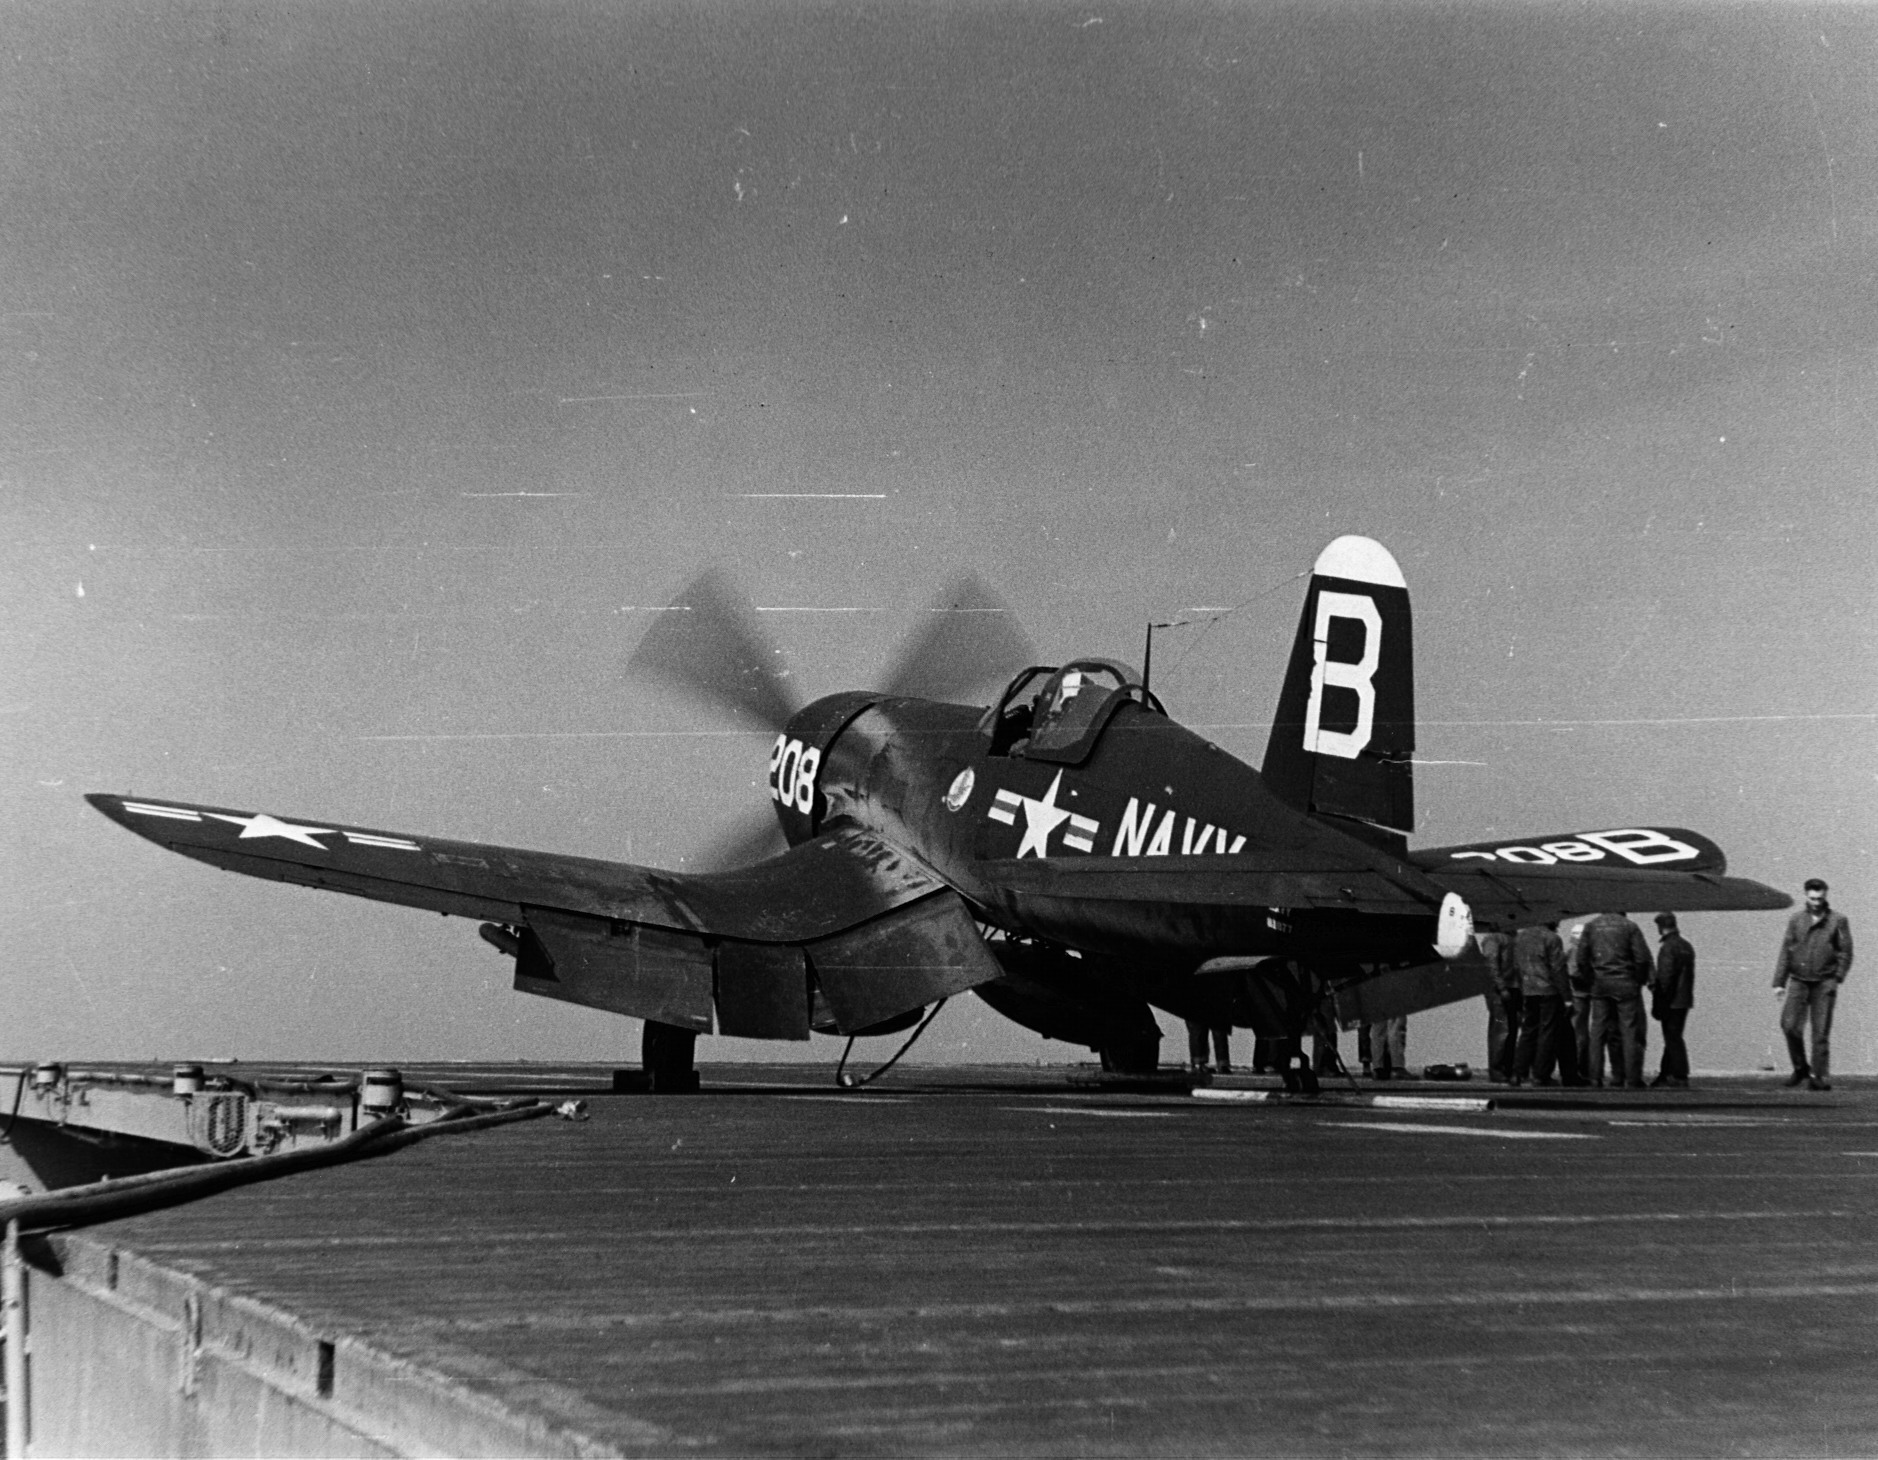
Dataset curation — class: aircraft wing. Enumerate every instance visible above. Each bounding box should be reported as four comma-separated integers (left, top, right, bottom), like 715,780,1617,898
1412,825,1791,927
980,850,1441,914
85,794,1003,1036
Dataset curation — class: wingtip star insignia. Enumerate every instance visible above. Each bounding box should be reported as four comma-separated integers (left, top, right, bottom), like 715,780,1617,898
206,811,337,849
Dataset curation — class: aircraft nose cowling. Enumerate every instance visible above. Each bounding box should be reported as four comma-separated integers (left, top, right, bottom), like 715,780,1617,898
770,692,879,845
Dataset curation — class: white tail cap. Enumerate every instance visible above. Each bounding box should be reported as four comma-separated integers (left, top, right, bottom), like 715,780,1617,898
1314,535,1406,588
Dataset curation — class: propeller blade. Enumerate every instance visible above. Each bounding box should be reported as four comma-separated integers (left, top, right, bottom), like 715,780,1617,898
879,572,1037,703
627,566,800,732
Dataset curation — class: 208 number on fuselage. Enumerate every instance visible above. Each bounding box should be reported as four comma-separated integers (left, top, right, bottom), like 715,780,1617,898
769,735,820,813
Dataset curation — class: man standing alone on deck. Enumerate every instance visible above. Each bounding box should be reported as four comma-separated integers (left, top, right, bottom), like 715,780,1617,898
1774,879,1853,1091
1573,912,1654,1089
1650,913,1695,1088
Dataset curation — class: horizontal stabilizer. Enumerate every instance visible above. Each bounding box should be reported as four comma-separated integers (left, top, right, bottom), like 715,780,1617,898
1415,826,1789,926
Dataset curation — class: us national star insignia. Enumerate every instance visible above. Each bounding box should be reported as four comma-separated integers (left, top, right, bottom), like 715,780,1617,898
1012,772,1075,858
206,811,336,849
987,772,1102,857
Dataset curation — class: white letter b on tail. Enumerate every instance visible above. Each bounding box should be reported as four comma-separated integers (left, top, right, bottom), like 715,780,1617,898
1303,591,1381,760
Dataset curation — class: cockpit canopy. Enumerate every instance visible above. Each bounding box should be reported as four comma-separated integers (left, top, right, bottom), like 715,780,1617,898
982,658,1165,763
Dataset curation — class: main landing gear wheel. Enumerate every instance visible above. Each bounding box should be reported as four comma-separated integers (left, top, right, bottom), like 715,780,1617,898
1281,1050,1320,1096
1097,1029,1162,1075
642,1021,701,1093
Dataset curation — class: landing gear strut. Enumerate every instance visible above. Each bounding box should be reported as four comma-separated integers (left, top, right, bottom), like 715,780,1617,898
1097,1028,1163,1075
642,1021,701,1093
1236,956,1351,1096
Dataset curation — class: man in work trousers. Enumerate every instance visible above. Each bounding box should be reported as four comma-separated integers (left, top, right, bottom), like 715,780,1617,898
1509,922,1575,1086
1651,912,1696,1088
1774,878,1854,1091
1573,911,1653,1088
1367,1015,1409,1080
1185,1018,1233,1074
1480,930,1521,1083
1565,922,1600,1084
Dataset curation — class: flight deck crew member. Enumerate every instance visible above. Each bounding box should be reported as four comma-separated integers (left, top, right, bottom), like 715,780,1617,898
1509,922,1574,1086
1650,913,1695,1088
1367,1015,1409,1080
1572,912,1653,1088
1479,930,1520,1084
1185,1018,1233,1074
1565,921,1598,1083
1774,878,1854,1091
1566,920,1618,1085
1309,1003,1341,1077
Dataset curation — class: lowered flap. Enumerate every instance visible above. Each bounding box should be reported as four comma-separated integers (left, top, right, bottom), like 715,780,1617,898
980,855,1439,914
716,942,812,1041
807,891,1003,1034
520,908,715,1032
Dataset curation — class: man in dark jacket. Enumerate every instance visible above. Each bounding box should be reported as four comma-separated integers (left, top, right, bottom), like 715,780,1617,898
1572,912,1654,1088
1510,922,1576,1086
1774,878,1854,1091
1650,913,1696,1088
1480,931,1521,1084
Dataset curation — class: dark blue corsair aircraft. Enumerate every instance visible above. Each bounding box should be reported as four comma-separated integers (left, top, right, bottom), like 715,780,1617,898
90,537,1787,1089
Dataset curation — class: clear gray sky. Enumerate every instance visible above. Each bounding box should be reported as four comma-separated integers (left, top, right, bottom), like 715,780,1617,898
3,2,1872,1073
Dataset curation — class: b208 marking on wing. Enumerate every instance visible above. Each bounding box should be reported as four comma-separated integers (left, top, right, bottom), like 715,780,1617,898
1447,829,1700,867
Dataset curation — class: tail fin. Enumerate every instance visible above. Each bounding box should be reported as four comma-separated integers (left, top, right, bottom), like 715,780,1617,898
1262,536,1415,840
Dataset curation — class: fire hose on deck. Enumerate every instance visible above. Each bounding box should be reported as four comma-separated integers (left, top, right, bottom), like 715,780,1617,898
0,1094,571,1455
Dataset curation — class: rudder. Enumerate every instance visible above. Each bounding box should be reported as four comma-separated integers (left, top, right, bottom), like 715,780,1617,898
1262,535,1414,838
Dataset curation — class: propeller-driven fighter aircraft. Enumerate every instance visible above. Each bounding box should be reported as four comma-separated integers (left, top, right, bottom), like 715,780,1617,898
89,537,1788,1090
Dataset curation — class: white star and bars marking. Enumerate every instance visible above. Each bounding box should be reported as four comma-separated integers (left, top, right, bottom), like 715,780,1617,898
986,773,1101,858
121,802,419,852
207,811,336,847
984,783,1252,861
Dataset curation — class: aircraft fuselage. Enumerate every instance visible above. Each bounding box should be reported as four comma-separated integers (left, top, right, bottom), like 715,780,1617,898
779,693,1442,974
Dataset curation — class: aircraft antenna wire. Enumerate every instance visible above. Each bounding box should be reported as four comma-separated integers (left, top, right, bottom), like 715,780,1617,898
1151,569,1309,689
834,999,949,1090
